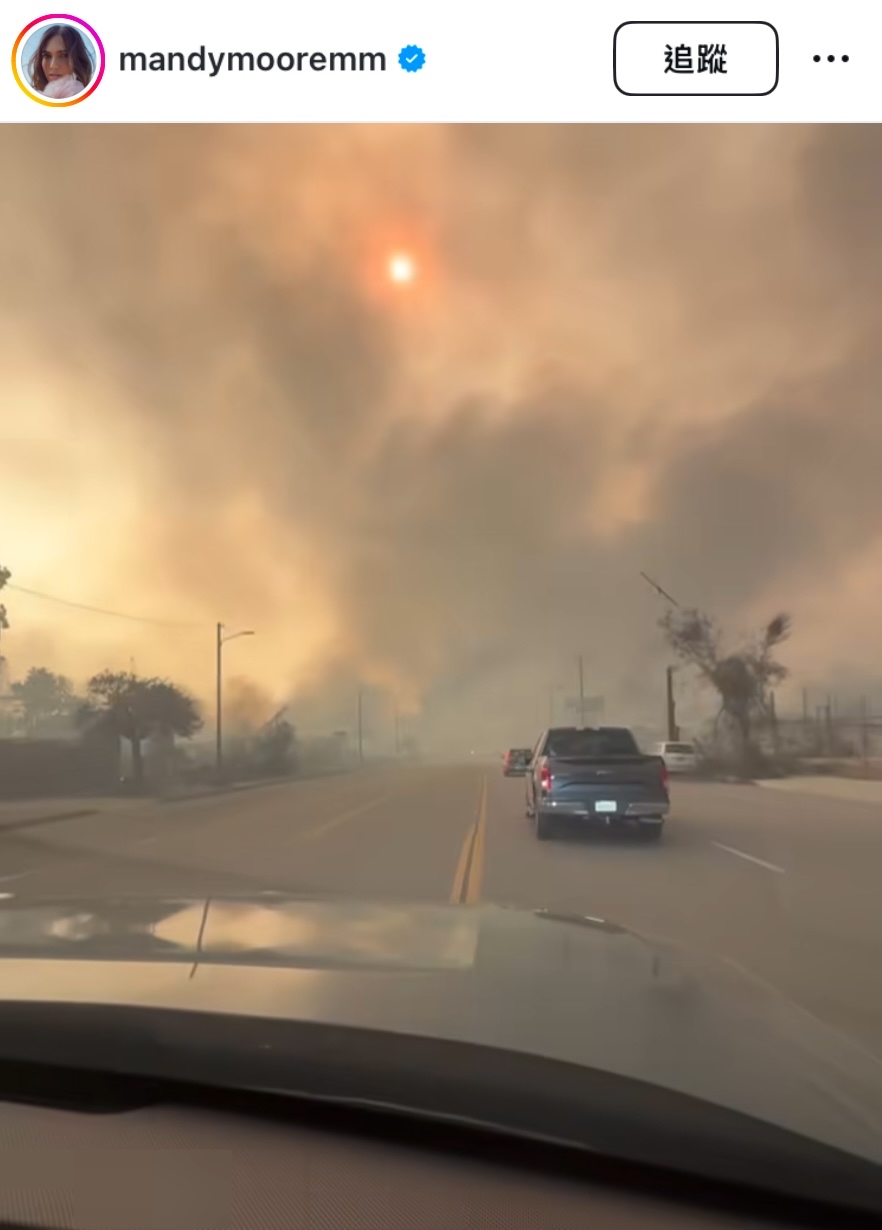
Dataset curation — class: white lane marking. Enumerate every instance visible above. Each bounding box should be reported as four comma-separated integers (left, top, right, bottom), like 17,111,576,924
713,842,785,874
0,869,44,884
0,893,14,899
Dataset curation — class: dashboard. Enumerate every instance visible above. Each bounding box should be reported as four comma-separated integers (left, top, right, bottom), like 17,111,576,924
0,1097,836,1230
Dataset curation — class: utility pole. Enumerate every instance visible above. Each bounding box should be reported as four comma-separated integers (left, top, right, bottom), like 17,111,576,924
394,700,400,755
639,573,685,744
769,690,779,756
666,666,679,741
578,655,585,727
357,687,364,764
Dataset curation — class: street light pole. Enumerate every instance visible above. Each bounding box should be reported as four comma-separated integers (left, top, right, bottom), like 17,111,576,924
357,688,363,764
215,623,255,779
578,655,585,727
216,622,222,775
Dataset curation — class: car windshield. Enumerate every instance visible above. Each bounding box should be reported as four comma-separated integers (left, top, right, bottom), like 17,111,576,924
2,122,882,1186
545,729,638,757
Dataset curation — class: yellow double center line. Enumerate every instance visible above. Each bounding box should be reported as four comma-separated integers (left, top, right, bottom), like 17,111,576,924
449,775,488,905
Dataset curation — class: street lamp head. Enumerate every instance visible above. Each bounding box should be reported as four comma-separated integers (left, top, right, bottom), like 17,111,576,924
222,628,256,644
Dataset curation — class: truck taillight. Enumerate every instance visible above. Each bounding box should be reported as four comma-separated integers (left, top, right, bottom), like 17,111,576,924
660,759,669,788
540,763,552,792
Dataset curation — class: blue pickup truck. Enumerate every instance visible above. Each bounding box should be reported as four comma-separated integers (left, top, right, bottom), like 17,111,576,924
524,726,669,842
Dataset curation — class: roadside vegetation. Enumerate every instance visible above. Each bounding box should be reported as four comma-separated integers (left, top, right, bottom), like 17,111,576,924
660,607,791,778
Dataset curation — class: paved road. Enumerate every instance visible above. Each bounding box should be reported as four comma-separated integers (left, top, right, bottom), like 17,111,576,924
1,763,882,1054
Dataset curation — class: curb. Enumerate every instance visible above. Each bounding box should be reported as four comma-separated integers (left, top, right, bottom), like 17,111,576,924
158,767,358,806
0,767,363,825
0,807,99,835
690,775,757,785
158,779,290,805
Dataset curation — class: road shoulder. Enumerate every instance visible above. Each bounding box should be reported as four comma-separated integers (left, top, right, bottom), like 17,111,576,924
757,777,882,805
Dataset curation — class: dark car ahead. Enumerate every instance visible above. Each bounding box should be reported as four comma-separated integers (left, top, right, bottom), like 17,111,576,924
525,726,669,841
503,748,532,776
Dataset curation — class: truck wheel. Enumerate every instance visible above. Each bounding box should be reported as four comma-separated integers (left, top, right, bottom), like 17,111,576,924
639,824,663,843
536,813,554,840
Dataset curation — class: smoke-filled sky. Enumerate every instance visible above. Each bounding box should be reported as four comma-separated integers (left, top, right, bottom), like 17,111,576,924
2,125,882,748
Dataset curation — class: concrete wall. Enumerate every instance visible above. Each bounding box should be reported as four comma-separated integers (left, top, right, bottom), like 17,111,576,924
0,732,121,799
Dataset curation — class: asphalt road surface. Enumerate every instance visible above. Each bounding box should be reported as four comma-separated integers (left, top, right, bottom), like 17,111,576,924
1,762,881,1056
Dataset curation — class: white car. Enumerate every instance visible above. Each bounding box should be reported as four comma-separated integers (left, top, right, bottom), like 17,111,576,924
653,741,699,774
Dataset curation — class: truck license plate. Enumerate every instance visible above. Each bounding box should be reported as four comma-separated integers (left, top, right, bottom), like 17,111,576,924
595,800,616,813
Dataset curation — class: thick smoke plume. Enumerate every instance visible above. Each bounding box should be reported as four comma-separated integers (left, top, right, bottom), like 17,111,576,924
3,126,882,749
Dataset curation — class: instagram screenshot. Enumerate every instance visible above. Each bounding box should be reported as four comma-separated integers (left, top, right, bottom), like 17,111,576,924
3,3,882,1227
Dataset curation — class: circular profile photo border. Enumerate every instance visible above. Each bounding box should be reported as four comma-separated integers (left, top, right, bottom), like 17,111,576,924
12,14,105,107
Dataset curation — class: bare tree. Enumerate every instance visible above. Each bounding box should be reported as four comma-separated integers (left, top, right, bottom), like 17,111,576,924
660,608,791,770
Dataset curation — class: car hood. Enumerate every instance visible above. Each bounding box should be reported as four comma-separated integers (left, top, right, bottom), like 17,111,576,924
0,893,880,1164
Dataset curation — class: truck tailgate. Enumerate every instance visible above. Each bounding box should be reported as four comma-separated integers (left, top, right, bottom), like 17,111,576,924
550,756,660,787
546,756,667,807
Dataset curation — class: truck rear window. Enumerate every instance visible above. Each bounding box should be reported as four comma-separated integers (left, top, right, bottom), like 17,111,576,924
665,743,695,754
545,729,638,758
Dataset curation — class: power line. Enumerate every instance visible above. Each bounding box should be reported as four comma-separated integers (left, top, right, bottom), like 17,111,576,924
6,584,207,629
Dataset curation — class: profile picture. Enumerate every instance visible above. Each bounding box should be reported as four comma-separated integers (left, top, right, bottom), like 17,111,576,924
12,16,105,106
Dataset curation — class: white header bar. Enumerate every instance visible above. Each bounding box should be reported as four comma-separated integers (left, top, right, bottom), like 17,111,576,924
1,2,875,122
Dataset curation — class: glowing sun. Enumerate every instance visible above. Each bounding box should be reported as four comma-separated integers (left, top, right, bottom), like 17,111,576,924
388,253,417,284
